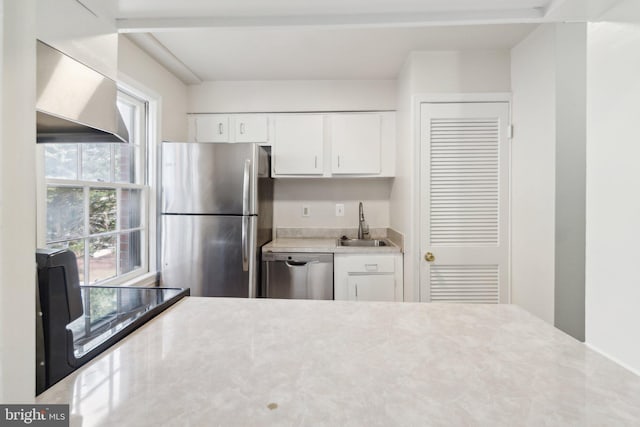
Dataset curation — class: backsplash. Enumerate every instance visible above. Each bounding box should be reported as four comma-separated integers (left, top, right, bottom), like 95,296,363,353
273,178,392,229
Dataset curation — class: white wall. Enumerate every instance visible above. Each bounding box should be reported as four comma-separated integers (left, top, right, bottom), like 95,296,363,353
0,0,36,402
510,24,587,340
554,23,587,341
188,80,396,113
390,49,512,302
391,55,417,301
118,35,188,141
586,21,640,374
510,25,557,324
409,50,511,93
274,179,391,229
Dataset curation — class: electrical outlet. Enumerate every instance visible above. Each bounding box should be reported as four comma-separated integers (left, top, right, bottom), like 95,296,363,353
335,204,345,217
302,204,310,217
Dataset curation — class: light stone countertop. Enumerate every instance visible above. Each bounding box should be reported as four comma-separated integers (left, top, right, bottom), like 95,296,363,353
37,297,640,426
263,237,402,254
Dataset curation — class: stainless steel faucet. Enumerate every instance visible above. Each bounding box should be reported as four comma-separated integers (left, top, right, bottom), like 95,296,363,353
358,202,370,239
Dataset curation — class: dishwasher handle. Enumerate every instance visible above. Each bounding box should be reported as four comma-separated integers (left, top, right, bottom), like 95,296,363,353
286,261,309,267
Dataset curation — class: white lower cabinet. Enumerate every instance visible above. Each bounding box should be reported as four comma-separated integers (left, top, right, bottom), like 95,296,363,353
334,254,403,302
347,275,396,301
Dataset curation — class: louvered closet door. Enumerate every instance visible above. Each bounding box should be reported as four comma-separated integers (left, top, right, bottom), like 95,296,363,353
420,102,510,303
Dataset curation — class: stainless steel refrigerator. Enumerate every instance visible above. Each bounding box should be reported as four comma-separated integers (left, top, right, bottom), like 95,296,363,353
160,142,273,297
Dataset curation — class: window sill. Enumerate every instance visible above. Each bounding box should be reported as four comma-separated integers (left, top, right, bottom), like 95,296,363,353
118,271,158,288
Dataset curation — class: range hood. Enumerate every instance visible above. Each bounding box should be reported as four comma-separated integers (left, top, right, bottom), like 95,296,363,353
36,41,129,143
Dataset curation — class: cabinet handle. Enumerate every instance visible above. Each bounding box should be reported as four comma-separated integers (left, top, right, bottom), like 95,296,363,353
218,123,223,135
365,264,378,272
240,123,245,134
355,284,358,299
337,155,341,168
314,155,318,169
194,119,198,142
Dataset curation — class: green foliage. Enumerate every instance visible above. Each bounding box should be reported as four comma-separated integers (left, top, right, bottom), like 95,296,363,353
89,287,117,320
89,189,116,232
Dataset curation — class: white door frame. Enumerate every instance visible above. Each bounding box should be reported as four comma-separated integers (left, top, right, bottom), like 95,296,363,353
411,93,513,303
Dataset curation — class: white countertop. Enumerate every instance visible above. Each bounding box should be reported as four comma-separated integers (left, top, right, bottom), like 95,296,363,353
263,237,402,254
37,297,640,426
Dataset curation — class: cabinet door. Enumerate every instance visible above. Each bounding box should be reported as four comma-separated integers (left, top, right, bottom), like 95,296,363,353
331,113,381,174
347,274,396,301
235,115,268,142
273,115,324,175
194,115,229,142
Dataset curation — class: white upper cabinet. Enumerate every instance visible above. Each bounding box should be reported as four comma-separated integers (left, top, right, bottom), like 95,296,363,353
331,113,381,175
188,114,268,143
193,115,230,142
234,115,269,143
272,115,324,176
187,111,394,177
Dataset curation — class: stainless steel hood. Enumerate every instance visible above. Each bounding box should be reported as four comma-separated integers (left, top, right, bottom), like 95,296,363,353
36,41,129,143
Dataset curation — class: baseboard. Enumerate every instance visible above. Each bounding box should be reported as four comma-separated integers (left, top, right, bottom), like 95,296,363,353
585,342,640,377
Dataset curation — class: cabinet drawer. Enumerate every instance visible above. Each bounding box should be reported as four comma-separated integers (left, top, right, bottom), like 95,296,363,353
336,255,395,273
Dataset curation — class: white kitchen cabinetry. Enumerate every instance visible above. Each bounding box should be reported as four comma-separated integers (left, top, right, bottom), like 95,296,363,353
234,114,269,143
188,114,268,143
334,254,403,302
188,111,395,176
347,275,396,301
270,111,395,178
192,114,230,142
272,115,324,176
331,113,381,175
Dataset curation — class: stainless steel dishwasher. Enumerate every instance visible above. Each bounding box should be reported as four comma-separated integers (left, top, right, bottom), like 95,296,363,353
261,253,333,299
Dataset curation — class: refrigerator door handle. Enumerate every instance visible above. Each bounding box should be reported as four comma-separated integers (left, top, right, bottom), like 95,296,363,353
241,216,249,272
242,159,251,215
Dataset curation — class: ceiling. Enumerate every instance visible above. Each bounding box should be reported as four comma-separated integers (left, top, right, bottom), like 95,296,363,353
112,0,554,21
148,24,536,81
82,0,626,83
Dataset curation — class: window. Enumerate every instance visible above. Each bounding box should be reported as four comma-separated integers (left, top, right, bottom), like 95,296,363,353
43,91,150,285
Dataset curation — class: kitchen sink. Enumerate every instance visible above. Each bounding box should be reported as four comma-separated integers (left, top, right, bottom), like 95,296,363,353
337,238,390,247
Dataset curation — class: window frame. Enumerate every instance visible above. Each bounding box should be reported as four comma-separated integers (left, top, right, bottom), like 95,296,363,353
45,179,148,286
37,85,157,287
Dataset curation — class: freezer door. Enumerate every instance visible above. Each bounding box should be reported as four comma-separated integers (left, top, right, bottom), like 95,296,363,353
162,142,262,215
160,215,258,297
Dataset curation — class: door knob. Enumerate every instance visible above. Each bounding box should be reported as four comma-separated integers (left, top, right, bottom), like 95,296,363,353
424,252,435,262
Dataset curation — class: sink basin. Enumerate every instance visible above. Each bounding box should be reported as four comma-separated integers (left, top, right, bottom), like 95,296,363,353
337,238,390,247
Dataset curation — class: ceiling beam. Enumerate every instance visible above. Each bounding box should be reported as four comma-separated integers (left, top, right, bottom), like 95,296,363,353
543,0,624,21
117,9,546,32
125,33,202,85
